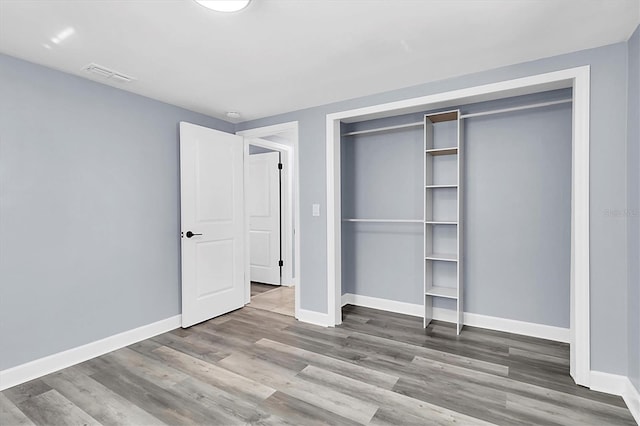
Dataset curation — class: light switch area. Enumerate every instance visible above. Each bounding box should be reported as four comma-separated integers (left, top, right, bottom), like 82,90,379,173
312,203,320,217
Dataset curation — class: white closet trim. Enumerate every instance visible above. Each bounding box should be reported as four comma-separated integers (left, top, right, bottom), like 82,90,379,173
326,66,590,387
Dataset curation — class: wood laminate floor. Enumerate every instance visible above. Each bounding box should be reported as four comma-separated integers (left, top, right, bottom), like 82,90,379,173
248,283,295,317
250,282,278,297
1,305,635,425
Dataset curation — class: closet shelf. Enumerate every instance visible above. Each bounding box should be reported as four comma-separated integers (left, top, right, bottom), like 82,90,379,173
425,287,458,299
425,253,458,262
425,184,458,189
426,147,458,156
343,219,422,223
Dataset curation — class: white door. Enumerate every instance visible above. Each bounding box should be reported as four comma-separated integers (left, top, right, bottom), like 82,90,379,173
180,122,245,328
248,151,281,285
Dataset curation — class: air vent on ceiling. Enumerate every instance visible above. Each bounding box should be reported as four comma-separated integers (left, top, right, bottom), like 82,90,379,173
83,63,135,83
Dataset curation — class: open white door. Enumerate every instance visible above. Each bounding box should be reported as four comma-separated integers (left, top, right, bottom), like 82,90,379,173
180,122,245,328
248,151,281,285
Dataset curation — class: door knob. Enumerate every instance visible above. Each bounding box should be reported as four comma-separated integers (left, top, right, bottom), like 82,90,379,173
186,231,202,238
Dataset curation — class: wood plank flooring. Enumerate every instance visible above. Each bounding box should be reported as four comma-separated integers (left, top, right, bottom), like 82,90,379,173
248,284,295,317
1,305,635,425
250,282,277,297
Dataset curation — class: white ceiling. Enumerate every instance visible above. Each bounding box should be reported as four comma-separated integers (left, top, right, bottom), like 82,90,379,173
0,0,638,123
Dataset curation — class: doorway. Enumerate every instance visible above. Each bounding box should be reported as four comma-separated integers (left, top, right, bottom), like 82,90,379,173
238,122,300,319
246,143,294,316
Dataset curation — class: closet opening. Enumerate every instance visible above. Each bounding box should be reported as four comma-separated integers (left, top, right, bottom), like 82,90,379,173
326,67,591,387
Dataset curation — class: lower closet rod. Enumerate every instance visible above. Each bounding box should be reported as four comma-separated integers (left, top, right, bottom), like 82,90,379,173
342,219,422,223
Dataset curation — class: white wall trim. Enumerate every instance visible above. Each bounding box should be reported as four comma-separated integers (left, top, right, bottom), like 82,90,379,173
590,371,630,395
463,312,570,343
0,315,181,391
570,65,591,387
327,65,591,386
624,380,640,425
341,293,424,317
237,121,300,138
341,293,569,343
296,309,332,327
590,372,640,424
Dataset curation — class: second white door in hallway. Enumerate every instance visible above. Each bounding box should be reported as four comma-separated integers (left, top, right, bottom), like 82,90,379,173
248,151,281,285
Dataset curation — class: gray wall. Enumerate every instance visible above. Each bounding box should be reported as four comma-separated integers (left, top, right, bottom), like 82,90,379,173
341,124,424,305
237,42,630,375
0,54,233,370
340,91,571,328
464,100,571,327
627,25,640,392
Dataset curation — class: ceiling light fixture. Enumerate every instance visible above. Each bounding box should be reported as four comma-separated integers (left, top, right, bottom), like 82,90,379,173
194,0,251,12
226,111,241,119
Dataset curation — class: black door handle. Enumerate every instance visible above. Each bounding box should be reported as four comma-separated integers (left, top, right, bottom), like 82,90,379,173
186,231,202,238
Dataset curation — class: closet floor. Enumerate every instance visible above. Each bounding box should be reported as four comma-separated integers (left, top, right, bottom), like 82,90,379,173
1,305,635,425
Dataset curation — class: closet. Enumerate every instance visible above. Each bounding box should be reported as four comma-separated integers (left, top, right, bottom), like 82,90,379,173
340,89,572,335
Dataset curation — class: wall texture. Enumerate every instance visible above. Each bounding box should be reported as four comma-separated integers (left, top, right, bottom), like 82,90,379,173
627,24,640,392
0,54,233,370
237,42,630,375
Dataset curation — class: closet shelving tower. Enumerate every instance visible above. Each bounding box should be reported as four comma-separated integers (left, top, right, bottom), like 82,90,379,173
424,110,463,334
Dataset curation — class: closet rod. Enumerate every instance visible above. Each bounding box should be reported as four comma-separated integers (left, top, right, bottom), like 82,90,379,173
459,99,572,119
342,122,423,137
343,219,422,223
340,98,572,137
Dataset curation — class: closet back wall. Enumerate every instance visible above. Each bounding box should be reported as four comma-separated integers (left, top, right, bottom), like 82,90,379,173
464,102,571,327
0,54,233,370
340,93,571,328
341,124,424,303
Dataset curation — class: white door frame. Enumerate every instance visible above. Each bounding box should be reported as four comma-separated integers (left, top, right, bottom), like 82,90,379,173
237,122,300,319
326,66,590,386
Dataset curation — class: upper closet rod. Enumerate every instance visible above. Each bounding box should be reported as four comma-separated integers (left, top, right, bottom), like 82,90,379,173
341,98,572,137
342,121,423,136
459,99,571,119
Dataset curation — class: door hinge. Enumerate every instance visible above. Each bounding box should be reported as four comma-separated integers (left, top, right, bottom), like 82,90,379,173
278,163,283,170
278,260,284,267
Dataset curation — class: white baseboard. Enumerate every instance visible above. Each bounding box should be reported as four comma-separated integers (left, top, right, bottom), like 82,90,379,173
591,371,640,424
624,379,640,425
0,315,181,391
463,312,570,343
341,293,570,343
296,308,332,327
341,293,423,317
590,371,629,395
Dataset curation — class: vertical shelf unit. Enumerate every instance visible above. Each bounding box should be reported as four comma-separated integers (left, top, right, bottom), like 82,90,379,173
424,110,464,334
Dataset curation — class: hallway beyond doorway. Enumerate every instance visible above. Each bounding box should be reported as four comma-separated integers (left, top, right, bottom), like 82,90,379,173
248,282,294,317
